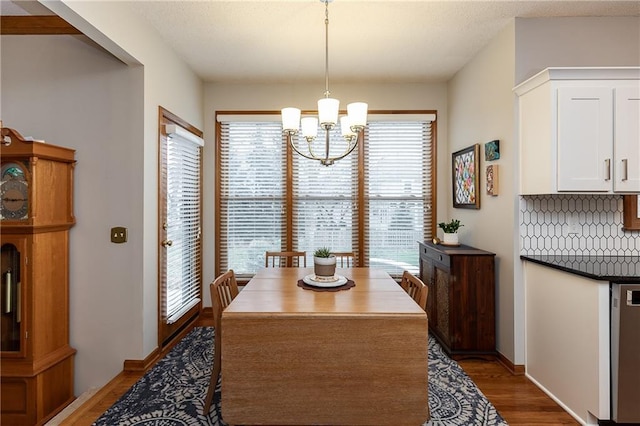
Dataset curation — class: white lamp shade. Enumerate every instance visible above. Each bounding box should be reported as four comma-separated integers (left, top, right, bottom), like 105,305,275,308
340,116,356,138
347,102,368,128
318,98,339,126
282,107,301,132
301,117,319,138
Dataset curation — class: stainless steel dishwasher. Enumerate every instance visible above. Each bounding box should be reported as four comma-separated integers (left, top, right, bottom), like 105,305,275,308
611,283,640,423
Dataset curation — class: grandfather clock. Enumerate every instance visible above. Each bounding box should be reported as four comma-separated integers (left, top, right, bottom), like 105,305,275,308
0,127,76,425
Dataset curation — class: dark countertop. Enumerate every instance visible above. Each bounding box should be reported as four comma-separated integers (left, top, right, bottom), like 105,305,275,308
521,254,640,282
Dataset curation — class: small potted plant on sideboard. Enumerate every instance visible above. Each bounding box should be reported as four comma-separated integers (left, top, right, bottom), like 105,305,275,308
438,219,463,246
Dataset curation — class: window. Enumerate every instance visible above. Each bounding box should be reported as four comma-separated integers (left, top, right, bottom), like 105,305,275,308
216,111,435,278
159,108,203,346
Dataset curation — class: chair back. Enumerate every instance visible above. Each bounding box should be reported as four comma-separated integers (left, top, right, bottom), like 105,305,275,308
265,251,307,267
203,269,239,414
400,270,428,311
331,252,356,267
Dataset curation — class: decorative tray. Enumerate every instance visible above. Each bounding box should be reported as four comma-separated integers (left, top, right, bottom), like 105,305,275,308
302,274,348,288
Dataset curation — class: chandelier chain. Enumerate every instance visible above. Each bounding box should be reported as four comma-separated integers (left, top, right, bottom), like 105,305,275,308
324,0,330,98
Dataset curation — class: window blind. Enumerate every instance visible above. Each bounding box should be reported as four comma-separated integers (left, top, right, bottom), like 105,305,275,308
292,132,358,266
218,122,285,276
165,131,202,324
364,121,432,276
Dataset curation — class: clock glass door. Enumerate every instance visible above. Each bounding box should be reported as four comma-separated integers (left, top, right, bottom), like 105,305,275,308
1,243,21,353
1,163,29,221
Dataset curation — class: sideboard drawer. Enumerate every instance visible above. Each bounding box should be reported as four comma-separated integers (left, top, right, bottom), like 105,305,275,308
421,245,451,269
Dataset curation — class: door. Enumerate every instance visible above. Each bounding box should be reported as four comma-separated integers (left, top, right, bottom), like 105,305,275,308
614,86,640,192
557,86,613,192
158,108,204,347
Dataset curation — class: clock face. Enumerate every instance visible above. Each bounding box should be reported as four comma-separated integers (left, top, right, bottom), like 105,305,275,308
1,163,29,221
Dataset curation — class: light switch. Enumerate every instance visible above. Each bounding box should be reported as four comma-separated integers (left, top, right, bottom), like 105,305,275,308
111,227,127,243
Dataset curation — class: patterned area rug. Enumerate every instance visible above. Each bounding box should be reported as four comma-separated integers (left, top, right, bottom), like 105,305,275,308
93,327,508,425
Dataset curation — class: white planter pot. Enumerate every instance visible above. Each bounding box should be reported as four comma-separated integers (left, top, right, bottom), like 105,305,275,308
314,255,337,277
443,232,459,245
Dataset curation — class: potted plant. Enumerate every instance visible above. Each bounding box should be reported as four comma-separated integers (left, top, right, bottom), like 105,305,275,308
438,219,463,245
313,247,336,278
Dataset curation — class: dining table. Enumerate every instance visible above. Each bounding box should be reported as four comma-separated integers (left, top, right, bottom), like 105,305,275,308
220,266,429,425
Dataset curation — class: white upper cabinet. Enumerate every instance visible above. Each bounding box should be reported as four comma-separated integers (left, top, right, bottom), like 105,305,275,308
514,67,640,194
615,86,640,192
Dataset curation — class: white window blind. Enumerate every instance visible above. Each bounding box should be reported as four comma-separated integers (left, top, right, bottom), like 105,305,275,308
219,122,285,276
364,121,432,276
216,113,434,278
165,130,202,324
292,132,358,266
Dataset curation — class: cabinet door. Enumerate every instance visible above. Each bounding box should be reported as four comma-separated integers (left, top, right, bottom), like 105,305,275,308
0,236,28,358
614,86,640,192
433,266,450,348
421,259,436,329
557,87,613,192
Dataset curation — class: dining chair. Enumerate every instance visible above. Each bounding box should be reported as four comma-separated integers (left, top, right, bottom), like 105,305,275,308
400,270,428,311
331,251,356,267
203,269,239,415
265,250,307,267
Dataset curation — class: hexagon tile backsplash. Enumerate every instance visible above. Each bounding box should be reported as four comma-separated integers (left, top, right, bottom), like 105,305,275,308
520,195,639,256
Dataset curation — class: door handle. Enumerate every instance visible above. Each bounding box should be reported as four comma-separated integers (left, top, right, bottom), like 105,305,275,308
162,239,173,247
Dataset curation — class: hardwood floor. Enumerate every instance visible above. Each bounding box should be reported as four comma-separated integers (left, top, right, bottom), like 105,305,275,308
58,322,579,425
459,359,579,425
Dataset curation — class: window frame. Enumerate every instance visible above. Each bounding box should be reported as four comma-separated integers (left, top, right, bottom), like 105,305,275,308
215,110,437,280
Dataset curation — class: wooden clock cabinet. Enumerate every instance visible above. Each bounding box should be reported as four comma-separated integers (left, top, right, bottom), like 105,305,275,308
419,241,496,359
0,127,76,425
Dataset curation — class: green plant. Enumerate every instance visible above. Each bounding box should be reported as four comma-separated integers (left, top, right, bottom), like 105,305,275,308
438,219,463,233
313,247,332,258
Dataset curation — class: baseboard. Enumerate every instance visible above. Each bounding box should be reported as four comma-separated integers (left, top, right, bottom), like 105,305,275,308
124,314,202,372
123,348,161,372
496,351,525,375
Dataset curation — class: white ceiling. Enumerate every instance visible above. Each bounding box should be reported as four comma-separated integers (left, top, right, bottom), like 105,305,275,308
3,0,640,83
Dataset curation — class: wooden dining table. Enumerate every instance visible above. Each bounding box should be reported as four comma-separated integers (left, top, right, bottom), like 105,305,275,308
221,267,429,425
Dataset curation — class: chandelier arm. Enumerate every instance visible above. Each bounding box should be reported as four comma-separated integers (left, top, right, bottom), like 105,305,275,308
329,131,361,163
287,133,322,161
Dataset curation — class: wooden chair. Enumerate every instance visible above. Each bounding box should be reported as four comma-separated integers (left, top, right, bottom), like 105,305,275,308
265,251,306,267
400,270,428,311
203,269,239,415
331,251,356,267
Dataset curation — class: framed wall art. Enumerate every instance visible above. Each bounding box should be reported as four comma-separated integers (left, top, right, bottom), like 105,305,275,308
452,144,480,209
484,140,500,161
486,164,499,196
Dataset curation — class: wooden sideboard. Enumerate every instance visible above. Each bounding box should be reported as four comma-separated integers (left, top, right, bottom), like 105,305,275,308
419,241,496,359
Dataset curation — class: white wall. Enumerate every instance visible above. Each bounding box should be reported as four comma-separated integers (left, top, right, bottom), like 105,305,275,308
2,0,203,394
1,34,145,393
446,23,518,362
515,17,640,84
202,82,449,289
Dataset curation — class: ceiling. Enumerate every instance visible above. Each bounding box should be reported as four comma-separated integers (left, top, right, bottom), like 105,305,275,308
2,0,640,84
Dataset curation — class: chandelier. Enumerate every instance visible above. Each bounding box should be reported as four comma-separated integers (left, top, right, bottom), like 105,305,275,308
281,0,368,166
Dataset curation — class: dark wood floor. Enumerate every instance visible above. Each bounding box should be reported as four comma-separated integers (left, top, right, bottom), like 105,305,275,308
59,321,579,425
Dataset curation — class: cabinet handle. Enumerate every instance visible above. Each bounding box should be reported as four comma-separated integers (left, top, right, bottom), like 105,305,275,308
621,159,628,181
605,159,611,181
